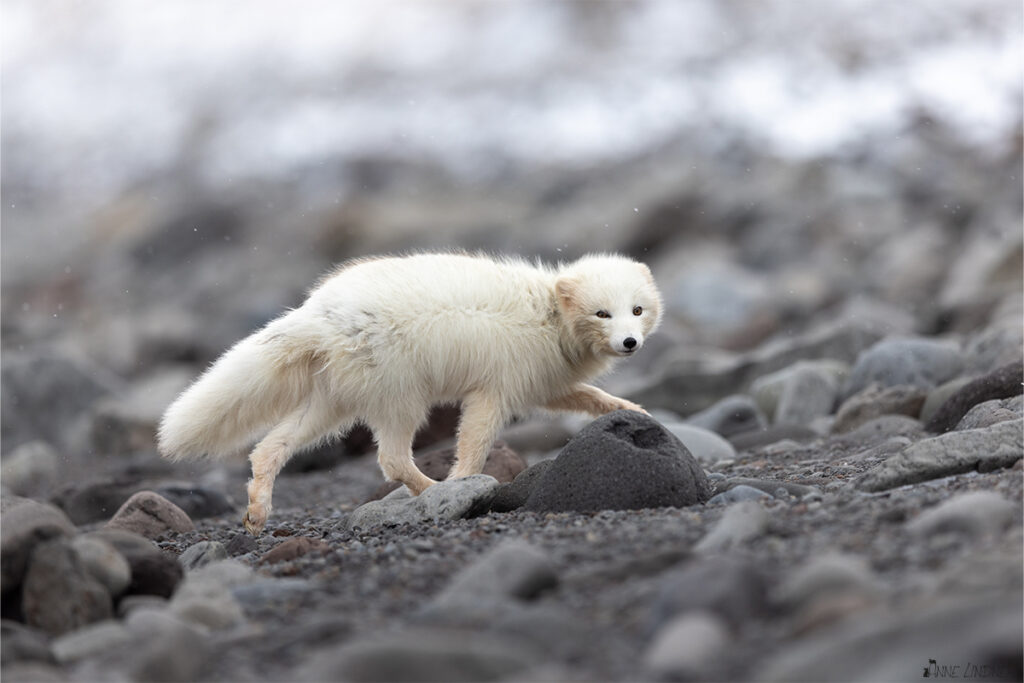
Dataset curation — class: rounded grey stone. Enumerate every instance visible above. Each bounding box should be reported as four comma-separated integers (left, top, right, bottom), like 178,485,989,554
707,485,772,505
662,422,736,464
907,491,1016,537
695,501,770,553
524,411,711,513
433,539,557,604
71,536,132,598
179,540,229,571
346,475,500,531
685,394,767,437
844,337,964,398
644,612,730,678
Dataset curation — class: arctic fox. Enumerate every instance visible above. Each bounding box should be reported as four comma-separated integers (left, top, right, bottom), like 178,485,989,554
158,252,662,534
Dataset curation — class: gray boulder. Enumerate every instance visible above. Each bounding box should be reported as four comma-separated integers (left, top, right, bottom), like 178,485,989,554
707,484,773,505
649,555,770,631
773,364,840,426
832,384,927,434
105,491,196,539
663,422,737,464
1,497,76,593
51,620,131,664
432,539,557,605
302,628,537,683
644,612,730,680
1,441,59,498
855,419,1023,492
907,491,1016,537
843,337,964,398
925,360,1023,433
179,540,229,571
685,394,767,437
346,475,500,531
1,350,117,454
695,501,770,553
21,539,112,636
955,395,1023,431
71,536,132,598
84,529,184,598
758,595,1021,682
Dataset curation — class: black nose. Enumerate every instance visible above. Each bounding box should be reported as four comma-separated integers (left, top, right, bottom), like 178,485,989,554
623,337,637,350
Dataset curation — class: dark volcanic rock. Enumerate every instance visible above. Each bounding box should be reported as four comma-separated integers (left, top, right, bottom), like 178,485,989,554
368,442,526,501
490,459,555,513
925,360,1023,433
524,411,711,513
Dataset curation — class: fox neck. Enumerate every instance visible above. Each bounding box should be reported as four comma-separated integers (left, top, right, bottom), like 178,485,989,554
557,314,614,383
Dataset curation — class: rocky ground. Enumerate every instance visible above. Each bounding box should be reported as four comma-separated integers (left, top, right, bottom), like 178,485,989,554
3,322,1022,682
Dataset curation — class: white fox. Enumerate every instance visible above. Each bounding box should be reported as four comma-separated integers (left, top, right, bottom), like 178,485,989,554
158,252,662,534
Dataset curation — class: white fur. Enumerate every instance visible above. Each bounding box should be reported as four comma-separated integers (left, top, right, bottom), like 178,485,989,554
158,252,662,534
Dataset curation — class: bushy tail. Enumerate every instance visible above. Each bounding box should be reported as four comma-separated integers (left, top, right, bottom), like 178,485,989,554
157,322,318,461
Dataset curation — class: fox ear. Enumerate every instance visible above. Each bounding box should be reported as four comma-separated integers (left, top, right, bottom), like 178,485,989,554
555,275,581,313
637,262,655,286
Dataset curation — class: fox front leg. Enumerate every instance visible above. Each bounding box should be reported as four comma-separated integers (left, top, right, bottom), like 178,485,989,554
544,383,648,417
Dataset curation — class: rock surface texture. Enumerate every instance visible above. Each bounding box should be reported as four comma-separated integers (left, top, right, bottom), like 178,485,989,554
524,411,712,513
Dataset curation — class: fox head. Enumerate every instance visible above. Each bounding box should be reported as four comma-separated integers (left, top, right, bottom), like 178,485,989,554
555,254,663,358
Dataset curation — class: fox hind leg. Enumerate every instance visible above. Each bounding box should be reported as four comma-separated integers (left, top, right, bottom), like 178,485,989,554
244,399,344,536
372,420,437,496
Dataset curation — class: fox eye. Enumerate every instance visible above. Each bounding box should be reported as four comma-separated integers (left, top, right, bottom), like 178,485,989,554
595,310,611,319
633,306,643,316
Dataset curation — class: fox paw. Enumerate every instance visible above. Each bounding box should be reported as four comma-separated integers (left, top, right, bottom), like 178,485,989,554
617,399,648,415
243,504,268,536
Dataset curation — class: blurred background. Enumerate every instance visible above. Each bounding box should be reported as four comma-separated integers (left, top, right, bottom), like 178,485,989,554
2,0,1021,466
